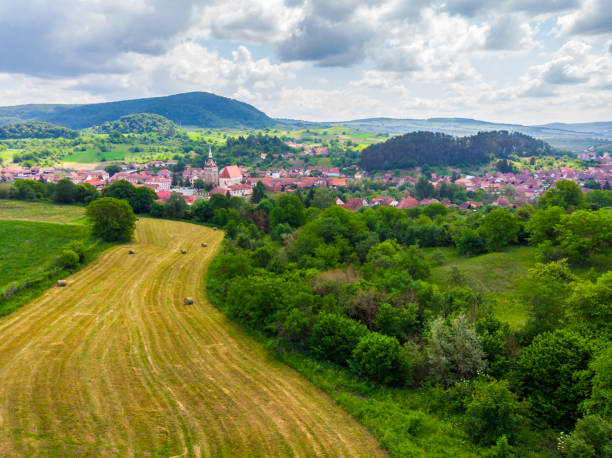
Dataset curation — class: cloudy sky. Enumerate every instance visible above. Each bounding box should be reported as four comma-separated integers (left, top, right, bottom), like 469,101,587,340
0,0,611,124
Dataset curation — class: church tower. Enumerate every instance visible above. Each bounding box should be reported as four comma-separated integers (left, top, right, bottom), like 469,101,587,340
203,145,219,185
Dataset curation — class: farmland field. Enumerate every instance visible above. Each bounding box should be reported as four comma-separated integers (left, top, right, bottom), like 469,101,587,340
0,218,384,456
0,199,86,223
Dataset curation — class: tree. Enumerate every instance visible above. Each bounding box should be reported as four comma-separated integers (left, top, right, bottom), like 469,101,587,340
556,210,612,264
513,329,593,429
464,379,528,446
193,178,205,191
565,272,612,334
269,194,305,229
352,332,405,385
517,260,576,337
557,415,612,458
525,206,564,245
104,164,122,177
585,190,612,208
165,193,187,219
86,197,136,242
538,180,584,211
415,176,435,200
582,345,612,419
75,183,99,204
426,314,486,386
251,181,266,204
102,179,136,202
478,208,519,252
311,313,368,366
54,178,78,204
130,186,157,214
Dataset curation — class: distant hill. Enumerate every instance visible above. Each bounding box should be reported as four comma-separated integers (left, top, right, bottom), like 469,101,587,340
95,113,177,135
360,130,551,171
0,121,79,139
0,92,275,130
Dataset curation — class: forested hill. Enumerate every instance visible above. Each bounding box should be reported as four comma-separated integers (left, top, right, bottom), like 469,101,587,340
0,121,79,139
0,92,275,129
360,130,551,171
95,113,177,135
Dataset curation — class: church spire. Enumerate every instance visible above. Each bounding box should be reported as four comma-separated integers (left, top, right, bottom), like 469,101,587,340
208,145,212,159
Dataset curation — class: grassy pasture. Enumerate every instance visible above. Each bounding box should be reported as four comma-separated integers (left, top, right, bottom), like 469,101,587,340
0,199,85,223
428,246,536,329
0,220,88,290
0,218,384,456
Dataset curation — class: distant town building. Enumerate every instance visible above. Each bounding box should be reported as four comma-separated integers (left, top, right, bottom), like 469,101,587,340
219,165,242,188
203,146,219,185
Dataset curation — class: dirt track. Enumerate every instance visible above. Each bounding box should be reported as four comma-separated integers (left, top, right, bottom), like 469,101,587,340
0,219,384,457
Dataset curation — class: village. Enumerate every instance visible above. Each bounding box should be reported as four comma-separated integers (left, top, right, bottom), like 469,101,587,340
1,146,611,210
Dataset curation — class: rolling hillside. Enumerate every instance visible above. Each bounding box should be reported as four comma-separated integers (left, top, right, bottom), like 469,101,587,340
0,217,384,456
0,92,275,130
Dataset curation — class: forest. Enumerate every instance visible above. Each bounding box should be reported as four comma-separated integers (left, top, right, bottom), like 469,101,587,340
360,130,552,170
95,113,177,135
0,121,79,139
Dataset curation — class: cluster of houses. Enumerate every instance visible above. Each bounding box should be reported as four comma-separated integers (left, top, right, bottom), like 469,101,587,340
1,151,610,209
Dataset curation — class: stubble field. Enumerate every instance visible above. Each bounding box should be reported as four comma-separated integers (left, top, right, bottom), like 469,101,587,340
0,218,384,456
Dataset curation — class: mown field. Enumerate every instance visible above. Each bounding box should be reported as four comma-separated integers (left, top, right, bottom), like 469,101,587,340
0,217,384,456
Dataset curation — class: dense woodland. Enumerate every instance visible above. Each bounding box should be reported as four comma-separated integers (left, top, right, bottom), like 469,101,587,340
0,121,79,139
360,131,552,170
95,113,177,135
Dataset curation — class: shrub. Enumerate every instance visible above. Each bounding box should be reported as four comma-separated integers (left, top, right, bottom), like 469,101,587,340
464,379,528,446
352,332,405,385
57,249,80,269
558,415,612,457
311,313,367,366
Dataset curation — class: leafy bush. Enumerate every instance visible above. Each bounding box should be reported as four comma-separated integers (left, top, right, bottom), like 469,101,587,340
311,313,367,366
464,379,528,446
352,332,405,385
57,249,80,269
86,197,136,242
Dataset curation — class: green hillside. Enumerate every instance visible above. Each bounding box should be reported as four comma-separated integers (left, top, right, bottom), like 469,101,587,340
0,92,275,130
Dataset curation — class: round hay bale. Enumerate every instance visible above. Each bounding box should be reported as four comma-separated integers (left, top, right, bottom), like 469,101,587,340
183,297,194,305
57,280,68,287
213,227,217,231
128,249,135,254
135,218,140,221
181,249,187,254
201,243,207,247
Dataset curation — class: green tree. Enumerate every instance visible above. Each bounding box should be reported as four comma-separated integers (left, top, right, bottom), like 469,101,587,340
585,189,612,208
53,178,78,204
415,176,435,200
538,180,584,211
102,179,136,202
582,345,612,418
130,186,158,214
525,206,564,245
556,210,612,264
86,197,136,242
478,209,519,251
251,181,266,204
75,183,99,204
352,332,405,385
270,194,305,228
558,415,612,458
311,313,368,366
104,164,122,177
513,329,593,429
464,379,528,446
565,272,612,335
165,193,187,219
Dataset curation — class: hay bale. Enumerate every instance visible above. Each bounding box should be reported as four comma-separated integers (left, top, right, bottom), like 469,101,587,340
128,249,135,254
213,227,217,231
183,297,194,305
181,249,187,254
201,243,207,247
57,280,68,287
135,218,140,221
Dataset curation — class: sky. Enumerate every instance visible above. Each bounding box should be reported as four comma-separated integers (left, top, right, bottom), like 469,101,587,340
0,0,611,124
